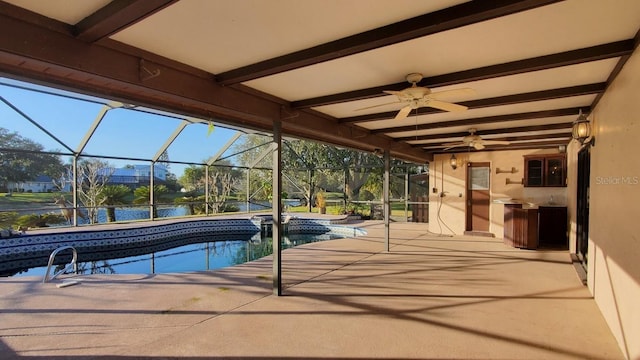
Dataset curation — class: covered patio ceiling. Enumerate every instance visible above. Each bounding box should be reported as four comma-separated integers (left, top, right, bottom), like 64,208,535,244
1,0,639,164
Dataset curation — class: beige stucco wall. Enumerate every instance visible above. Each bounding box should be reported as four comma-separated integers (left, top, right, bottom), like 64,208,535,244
428,149,566,237
426,47,640,359
574,46,640,360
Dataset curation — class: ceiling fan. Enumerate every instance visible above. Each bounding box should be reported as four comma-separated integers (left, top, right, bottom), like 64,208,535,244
442,128,510,150
356,73,474,120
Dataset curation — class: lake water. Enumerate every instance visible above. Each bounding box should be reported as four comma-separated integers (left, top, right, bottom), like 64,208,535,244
83,201,273,224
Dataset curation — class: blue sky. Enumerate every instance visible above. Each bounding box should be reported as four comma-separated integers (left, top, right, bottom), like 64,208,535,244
0,78,250,176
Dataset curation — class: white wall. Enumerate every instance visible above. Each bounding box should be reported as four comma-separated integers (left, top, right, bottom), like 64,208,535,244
572,46,640,360
427,47,640,360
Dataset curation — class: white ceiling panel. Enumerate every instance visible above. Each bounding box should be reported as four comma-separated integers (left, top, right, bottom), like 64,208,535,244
3,0,110,24
243,0,640,101
313,58,617,118
111,0,465,74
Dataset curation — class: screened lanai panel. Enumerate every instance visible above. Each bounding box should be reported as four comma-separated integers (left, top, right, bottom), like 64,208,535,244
222,133,275,169
166,122,242,166
0,78,105,153
82,108,178,162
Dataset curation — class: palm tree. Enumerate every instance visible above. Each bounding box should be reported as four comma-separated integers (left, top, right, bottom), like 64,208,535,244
134,185,170,218
98,185,131,222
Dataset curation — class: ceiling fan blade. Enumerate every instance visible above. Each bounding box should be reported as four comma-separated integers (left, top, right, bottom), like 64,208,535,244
426,99,468,112
428,88,475,100
353,101,402,111
383,90,404,96
441,142,466,151
482,140,511,146
395,105,412,120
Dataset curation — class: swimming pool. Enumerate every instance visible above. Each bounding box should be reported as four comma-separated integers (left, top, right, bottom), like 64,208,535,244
8,232,346,277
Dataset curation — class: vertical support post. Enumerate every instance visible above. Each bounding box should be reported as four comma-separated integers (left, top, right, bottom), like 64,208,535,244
72,156,79,226
383,149,390,252
205,243,210,270
308,169,313,213
246,169,251,213
205,165,210,215
344,168,348,209
272,119,283,296
404,167,409,221
150,162,155,219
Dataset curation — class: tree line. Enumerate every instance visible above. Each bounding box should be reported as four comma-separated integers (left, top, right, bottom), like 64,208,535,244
1,127,422,229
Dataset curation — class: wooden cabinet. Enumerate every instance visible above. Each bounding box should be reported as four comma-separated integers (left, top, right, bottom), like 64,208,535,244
538,206,568,248
503,203,522,247
512,208,538,249
524,154,566,187
503,205,568,250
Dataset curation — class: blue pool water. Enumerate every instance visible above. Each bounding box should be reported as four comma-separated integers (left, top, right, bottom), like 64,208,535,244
10,233,344,278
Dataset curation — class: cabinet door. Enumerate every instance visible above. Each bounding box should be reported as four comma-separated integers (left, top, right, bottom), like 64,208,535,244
525,158,544,186
545,156,565,186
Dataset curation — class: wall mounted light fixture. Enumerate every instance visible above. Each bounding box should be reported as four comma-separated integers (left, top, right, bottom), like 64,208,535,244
449,153,458,170
572,109,594,145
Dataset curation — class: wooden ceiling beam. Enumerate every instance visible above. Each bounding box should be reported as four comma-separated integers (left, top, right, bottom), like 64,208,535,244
406,122,573,145
403,122,574,143
74,0,177,43
293,40,633,109
216,0,562,85
415,132,571,148
0,11,431,163
342,84,601,125
430,140,569,153
376,107,586,137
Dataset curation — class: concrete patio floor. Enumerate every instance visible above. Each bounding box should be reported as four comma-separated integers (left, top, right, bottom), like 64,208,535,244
0,221,624,359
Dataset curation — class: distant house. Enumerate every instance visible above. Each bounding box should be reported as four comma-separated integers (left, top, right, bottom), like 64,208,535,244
8,175,71,193
102,164,168,188
10,164,168,193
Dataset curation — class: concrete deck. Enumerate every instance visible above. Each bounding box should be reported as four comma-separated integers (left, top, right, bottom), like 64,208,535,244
0,221,624,359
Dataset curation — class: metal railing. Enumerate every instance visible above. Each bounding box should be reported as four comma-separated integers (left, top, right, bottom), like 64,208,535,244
43,246,78,283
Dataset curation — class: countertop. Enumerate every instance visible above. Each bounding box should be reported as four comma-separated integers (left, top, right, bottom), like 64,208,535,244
492,198,566,209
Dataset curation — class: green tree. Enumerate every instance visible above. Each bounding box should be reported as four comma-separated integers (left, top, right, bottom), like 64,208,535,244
0,127,65,193
98,185,131,222
179,165,205,192
164,171,181,192
134,185,170,218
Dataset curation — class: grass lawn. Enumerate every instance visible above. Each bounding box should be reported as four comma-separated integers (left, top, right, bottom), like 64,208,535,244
0,192,66,208
287,203,413,217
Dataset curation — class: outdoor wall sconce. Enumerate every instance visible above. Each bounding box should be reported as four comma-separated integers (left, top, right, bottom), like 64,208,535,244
572,110,594,145
449,153,458,170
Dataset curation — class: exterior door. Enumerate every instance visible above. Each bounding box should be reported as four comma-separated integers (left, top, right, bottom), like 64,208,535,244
466,162,491,232
576,146,591,269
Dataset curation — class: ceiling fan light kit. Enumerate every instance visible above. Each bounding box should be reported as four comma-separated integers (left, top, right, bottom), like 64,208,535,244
358,72,474,120
442,128,511,151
